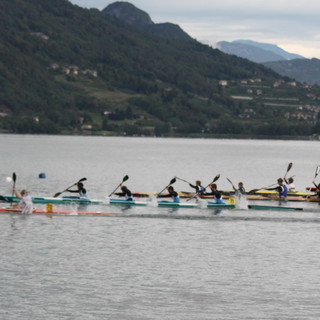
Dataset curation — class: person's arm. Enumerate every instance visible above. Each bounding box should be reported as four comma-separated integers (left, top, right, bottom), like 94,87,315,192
13,188,22,199
158,194,171,198
265,186,279,191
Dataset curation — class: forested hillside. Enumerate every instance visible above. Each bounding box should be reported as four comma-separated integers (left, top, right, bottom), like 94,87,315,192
0,0,320,138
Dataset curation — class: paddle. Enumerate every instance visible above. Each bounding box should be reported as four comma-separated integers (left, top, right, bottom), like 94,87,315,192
208,174,220,185
174,176,191,184
108,175,129,197
250,163,293,194
187,174,220,201
53,177,87,198
226,178,236,191
284,162,293,181
314,165,320,180
11,172,16,199
157,178,176,197
308,165,320,197
12,172,17,196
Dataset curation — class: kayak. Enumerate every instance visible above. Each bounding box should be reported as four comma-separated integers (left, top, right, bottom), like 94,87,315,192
0,207,114,216
157,201,235,209
248,204,303,211
109,199,148,206
0,195,102,205
249,190,310,197
109,198,236,209
262,195,320,202
157,201,198,208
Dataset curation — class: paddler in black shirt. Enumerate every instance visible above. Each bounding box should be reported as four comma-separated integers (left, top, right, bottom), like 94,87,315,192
158,186,180,203
66,182,88,199
115,185,133,201
189,180,206,195
205,183,224,204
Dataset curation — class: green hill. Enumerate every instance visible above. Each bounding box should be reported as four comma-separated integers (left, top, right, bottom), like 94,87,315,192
264,58,320,85
0,0,320,138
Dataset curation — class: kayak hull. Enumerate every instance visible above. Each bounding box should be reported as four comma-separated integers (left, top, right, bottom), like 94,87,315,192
109,199,148,206
0,195,102,205
248,204,303,211
0,207,114,216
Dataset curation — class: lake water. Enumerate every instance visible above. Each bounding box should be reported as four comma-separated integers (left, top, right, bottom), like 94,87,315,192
1,134,320,319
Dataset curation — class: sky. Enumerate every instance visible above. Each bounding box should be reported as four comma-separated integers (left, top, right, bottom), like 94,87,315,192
69,0,320,59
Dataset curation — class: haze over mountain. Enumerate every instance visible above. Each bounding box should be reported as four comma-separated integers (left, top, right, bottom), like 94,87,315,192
216,40,305,63
216,40,320,85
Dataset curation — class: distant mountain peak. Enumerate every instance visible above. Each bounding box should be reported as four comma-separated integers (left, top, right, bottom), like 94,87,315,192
216,40,305,63
102,1,193,41
102,1,154,26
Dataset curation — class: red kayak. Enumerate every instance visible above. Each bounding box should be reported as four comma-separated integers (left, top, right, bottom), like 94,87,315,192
0,207,115,216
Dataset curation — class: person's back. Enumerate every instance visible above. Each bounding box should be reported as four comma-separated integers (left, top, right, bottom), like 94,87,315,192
167,186,180,203
14,189,33,214
119,185,133,201
67,182,88,199
189,180,206,195
286,178,296,192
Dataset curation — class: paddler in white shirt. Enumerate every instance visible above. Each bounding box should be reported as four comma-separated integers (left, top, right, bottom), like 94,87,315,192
13,188,33,214
285,177,296,192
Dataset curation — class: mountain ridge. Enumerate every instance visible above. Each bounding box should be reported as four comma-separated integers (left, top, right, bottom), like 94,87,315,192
216,40,304,63
0,0,319,138
216,39,320,84
101,1,193,40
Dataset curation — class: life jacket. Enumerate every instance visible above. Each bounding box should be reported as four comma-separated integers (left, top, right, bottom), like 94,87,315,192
79,188,88,199
280,185,288,197
123,188,133,201
197,185,206,194
171,191,180,203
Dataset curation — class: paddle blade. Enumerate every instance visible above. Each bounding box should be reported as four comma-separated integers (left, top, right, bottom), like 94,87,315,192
212,174,220,183
53,192,62,198
11,172,16,197
157,178,176,196
123,175,129,182
226,177,234,187
315,166,320,179
78,177,87,183
286,162,293,173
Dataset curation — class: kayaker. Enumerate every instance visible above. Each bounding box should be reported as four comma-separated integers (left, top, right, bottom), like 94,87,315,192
66,182,88,199
266,178,288,199
205,184,224,204
236,182,246,195
13,187,33,214
189,180,206,195
311,181,320,198
285,177,296,192
159,186,180,203
115,185,133,201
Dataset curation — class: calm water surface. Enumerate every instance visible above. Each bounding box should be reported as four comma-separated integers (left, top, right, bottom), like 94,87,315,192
1,134,320,319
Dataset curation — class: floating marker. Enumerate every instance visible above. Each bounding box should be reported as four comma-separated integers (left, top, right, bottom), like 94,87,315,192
39,173,46,179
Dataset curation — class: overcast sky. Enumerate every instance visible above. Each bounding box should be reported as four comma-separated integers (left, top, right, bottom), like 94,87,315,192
69,0,320,59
